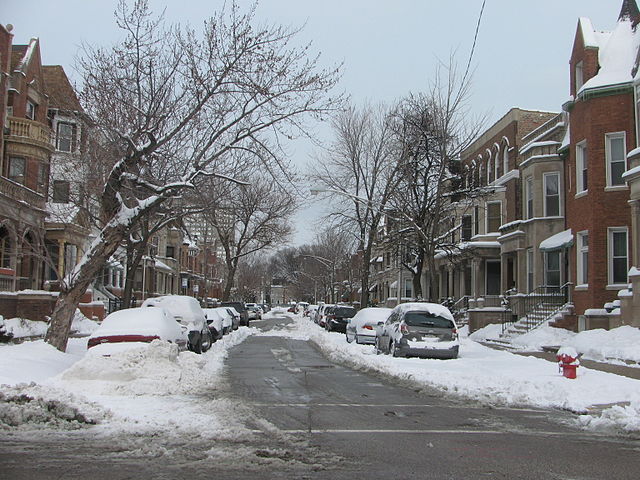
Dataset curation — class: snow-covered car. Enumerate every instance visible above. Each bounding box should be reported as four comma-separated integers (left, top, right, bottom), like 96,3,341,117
324,305,357,333
304,304,319,318
375,302,459,359
220,301,249,326
87,307,187,354
202,308,225,340
212,307,235,333
141,295,212,353
346,307,392,345
245,303,262,320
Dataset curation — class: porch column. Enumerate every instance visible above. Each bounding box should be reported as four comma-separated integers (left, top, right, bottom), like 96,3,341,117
57,240,65,279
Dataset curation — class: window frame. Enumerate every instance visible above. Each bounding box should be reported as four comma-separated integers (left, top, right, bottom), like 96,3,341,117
575,61,584,92
525,175,534,219
486,201,502,233
576,231,588,287
461,215,472,242
543,172,561,217
26,100,36,120
52,180,71,203
8,156,26,184
576,141,588,194
605,132,627,188
608,227,629,286
56,122,77,153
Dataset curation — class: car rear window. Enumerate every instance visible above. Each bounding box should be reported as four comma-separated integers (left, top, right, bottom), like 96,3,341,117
334,307,356,318
404,312,454,329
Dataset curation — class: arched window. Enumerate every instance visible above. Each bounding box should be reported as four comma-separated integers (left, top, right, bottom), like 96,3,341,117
494,145,501,179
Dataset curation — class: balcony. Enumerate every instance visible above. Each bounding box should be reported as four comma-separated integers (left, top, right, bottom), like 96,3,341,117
6,116,54,151
0,175,46,211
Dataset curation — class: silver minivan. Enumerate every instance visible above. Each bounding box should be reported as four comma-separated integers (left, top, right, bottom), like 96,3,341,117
375,302,459,359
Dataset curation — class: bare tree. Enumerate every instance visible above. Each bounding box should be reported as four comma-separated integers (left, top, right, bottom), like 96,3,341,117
387,63,485,300
45,0,341,351
311,103,403,307
197,176,297,301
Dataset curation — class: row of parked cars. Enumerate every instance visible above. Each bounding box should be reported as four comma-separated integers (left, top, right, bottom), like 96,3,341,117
87,296,267,355
303,302,459,360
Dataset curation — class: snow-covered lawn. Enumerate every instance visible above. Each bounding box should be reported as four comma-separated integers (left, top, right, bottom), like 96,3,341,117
262,315,640,434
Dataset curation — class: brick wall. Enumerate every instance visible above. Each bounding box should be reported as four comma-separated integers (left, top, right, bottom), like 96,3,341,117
566,92,635,316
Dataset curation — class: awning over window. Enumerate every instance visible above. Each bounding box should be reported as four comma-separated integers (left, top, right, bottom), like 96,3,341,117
389,280,398,289
370,256,383,263
539,229,573,252
368,282,378,292
154,259,174,273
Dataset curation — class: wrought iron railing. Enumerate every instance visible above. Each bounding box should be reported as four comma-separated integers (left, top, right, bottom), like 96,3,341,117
108,297,136,314
501,283,572,334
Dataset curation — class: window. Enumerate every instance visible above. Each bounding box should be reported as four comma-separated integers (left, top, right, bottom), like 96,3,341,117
56,122,77,152
526,248,534,293
26,101,36,120
8,157,25,184
166,245,175,258
503,147,509,174
609,228,628,285
473,206,479,236
576,141,588,193
606,132,626,187
404,279,412,299
525,176,534,219
461,215,472,241
636,85,640,146
0,228,12,269
575,61,584,92
544,172,560,217
37,164,47,192
545,251,561,287
52,180,70,203
486,201,502,233
577,232,588,286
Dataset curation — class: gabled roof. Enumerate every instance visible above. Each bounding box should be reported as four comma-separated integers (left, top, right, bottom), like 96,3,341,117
42,65,83,112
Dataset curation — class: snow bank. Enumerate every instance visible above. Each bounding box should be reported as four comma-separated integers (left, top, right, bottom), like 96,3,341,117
0,327,256,438
281,317,640,422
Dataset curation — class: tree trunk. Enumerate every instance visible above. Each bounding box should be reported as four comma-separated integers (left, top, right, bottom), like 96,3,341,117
45,223,127,352
122,246,145,308
413,250,424,299
360,243,373,308
222,263,237,301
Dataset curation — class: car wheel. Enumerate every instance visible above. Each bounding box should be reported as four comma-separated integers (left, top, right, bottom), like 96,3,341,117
346,331,353,343
390,341,400,358
200,330,212,353
190,335,203,354
374,337,382,355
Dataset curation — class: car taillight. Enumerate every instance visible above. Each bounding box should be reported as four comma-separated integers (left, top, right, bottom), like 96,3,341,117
452,328,458,339
363,325,373,330
400,323,409,334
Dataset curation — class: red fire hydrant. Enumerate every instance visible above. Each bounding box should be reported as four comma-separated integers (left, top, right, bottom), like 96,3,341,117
556,346,580,379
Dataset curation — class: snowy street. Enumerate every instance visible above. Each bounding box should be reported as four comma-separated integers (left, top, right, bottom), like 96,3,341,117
1,310,640,478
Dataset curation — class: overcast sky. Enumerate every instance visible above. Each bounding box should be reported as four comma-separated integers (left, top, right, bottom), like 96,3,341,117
5,0,622,245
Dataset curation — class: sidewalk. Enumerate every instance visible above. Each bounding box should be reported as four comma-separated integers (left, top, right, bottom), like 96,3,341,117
480,338,640,380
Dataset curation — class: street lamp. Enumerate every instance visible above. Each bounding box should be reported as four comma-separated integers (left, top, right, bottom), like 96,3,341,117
300,253,336,303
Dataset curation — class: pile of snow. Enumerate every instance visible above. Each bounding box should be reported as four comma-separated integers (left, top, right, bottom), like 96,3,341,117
0,328,256,438
70,310,100,335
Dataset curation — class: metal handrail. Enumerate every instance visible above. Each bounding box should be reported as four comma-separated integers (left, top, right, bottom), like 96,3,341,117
502,283,572,334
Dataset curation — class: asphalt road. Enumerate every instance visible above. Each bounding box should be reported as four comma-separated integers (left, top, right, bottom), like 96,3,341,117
226,315,640,479
1,314,639,480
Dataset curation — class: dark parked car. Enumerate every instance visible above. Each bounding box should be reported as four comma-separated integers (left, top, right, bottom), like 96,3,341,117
220,301,249,326
375,302,459,359
324,305,357,333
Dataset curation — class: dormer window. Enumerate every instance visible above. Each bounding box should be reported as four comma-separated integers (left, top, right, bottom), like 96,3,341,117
575,61,584,93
